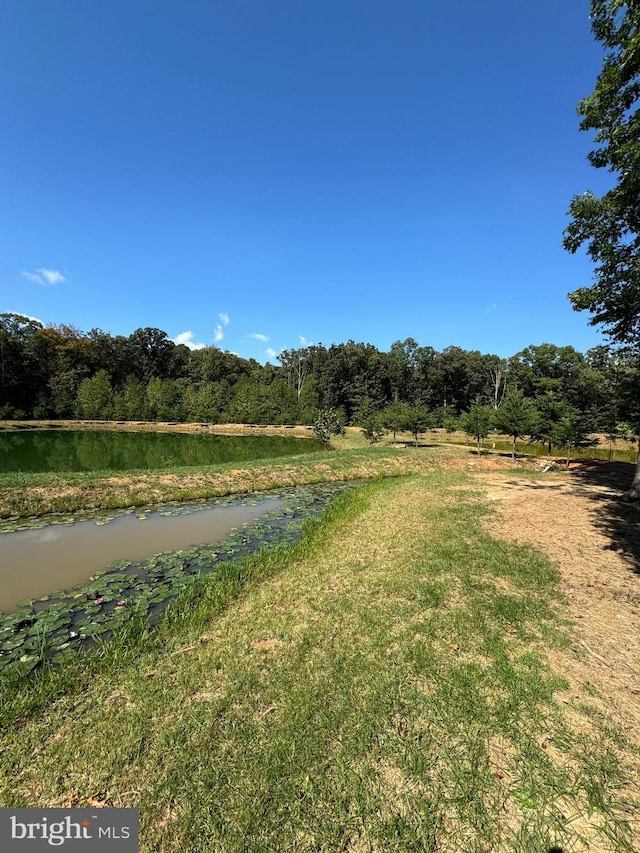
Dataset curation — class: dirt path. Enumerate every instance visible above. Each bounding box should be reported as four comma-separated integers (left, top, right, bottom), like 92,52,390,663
476,459,640,785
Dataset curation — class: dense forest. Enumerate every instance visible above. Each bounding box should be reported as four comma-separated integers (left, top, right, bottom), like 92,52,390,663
1,313,639,449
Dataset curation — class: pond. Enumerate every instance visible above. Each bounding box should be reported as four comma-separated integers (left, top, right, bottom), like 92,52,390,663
0,498,282,613
0,483,356,675
0,429,323,473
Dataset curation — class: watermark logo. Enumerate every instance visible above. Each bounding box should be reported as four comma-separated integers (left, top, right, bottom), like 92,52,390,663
0,809,138,850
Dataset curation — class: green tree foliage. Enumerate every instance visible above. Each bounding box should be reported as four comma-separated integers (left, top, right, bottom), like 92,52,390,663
403,405,430,447
507,344,585,400
551,411,595,468
387,338,421,404
86,329,134,387
0,313,47,417
380,402,413,443
361,414,386,443
189,347,252,385
313,341,390,422
529,393,567,454
312,409,344,447
185,381,231,423
424,346,487,413
128,327,175,383
227,377,299,425
563,1,640,495
460,399,494,455
76,370,114,420
278,346,313,400
494,390,539,460
564,1,640,346
487,355,507,409
4,309,640,473
296,375,320,424
146,378,187,422
113,375,149,421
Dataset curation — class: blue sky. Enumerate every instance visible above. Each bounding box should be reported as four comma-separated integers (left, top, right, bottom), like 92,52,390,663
1,0,612,363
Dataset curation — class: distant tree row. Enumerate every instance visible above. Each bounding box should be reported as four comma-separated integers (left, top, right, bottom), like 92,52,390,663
361,391,621,466
1,314,638,446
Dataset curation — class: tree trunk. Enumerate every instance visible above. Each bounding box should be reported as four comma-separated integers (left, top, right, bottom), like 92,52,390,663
623,443,640,501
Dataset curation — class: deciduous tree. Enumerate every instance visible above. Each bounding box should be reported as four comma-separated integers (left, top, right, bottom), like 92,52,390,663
563,0,640,495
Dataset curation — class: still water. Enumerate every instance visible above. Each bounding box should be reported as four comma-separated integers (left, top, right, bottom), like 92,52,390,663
0,429,322,473
0,499,281,612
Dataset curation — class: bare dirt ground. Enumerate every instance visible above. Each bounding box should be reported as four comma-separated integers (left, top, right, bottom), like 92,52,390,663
473,456,640,794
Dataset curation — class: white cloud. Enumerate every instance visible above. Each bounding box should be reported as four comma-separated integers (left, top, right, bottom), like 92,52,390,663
172,330,206,350
39,268,65,285
249,332,268,342
22,268,65,286
36,528,64,544
299,335,313,346
213,324,224,342
265,347,277,359
4,311,44,325
218,312,230,326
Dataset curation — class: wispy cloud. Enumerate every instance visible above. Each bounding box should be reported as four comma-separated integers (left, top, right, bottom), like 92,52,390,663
4,311,44,326
299,335,313,346
249,332,268,342
172,330,206,350
22,268,65,286
212,312,230,343
265,347,277,359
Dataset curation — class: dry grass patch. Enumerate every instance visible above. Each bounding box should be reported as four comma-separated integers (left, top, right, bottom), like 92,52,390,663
477,469,640,753
0,444,469,519
1,469,638,851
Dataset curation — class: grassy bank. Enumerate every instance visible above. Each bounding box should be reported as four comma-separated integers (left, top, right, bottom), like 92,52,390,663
0,433,466,521
2,419,635,522
1,471,636,851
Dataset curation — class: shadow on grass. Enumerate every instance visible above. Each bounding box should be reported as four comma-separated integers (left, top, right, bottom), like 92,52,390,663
568,459,640,575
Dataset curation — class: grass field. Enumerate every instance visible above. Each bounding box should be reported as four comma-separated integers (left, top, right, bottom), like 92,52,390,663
0,427,456,520
1,435,639,851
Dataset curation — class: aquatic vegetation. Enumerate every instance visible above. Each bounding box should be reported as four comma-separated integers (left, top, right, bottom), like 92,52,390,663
0,483,356,675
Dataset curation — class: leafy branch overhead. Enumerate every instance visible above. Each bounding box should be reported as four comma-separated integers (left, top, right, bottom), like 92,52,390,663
564,0,640,497
564,0,640,347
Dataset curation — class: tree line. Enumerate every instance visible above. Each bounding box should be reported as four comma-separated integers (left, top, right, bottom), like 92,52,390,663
1,313,638,449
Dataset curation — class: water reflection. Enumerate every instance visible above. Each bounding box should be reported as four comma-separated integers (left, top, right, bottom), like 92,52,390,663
0,499,281,611
0,429,322,472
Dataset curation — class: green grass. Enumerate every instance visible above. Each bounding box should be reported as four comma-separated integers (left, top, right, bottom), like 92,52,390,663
0,442,466,521
1,471,636,852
